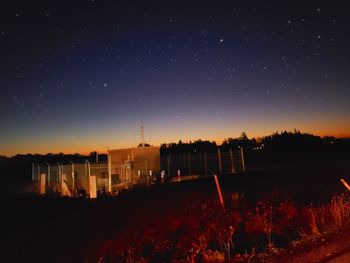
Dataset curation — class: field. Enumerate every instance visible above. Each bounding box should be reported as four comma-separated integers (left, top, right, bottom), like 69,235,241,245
2,158,350,262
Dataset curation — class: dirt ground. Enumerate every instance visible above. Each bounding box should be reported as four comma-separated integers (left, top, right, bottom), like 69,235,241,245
268,227,350,263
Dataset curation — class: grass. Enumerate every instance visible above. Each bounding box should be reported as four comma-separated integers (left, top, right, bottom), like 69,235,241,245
95,192,350,262
3,168,350,262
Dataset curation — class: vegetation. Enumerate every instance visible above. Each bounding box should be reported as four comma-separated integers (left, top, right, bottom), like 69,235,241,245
96,191,350,262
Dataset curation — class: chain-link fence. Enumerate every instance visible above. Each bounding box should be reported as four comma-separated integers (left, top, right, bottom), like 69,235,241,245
160,148,245,176
31,148,245,197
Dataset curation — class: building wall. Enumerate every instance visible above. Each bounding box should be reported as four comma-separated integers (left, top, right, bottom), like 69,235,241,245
108,146,160,182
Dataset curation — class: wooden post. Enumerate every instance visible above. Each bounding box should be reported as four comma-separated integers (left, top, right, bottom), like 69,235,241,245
217,149,222,175
341,178,350,191
240,147,246,172
230,149,235,174
214,175,225,210
188,153,191,175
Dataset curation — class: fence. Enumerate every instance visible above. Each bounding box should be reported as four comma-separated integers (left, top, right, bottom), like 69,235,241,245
161,148,245,177
31,148,245,197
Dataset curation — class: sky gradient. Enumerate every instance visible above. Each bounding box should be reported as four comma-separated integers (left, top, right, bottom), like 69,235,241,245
1,1,350,156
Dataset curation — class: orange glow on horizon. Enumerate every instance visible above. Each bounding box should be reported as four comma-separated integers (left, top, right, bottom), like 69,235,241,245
1,127,349,158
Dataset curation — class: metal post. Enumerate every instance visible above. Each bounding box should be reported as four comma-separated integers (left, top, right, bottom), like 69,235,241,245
85,160,91,197
69,161,75,195
204,152,207,176
46,163,51,185
183,154,186,174
240,147,246,172
32,163,35,181
230,149,235,174
167,154,170,177
217,149,222,175
107,153,112,192
56,162,61,184
188,153,191,175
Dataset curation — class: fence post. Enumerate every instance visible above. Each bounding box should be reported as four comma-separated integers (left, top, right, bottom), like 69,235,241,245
214,175,225,210
38,165,40,181
188,153,191,175
46,163,51,185
85,160,91,197
240,147,246,172
89,175,97,198
108,153,112,192
230,149,235,174
167,154,171,176
217,149,222,175
183,154,186,174
69,161,75,195
57,162,61,185
204,152,208,176
40,173,46,195
32,163,35,181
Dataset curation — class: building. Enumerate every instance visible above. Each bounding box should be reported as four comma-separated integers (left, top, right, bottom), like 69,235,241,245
108,146,161,183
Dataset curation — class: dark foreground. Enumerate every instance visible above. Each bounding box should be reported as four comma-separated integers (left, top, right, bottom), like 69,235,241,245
1,161,350,262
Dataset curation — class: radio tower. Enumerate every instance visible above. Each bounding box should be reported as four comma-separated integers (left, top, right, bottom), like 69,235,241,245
140,120,145,147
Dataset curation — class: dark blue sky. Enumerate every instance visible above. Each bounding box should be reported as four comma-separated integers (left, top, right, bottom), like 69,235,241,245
1,0,349,155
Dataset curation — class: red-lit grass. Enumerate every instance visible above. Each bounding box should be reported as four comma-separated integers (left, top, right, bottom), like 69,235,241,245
93,192,350,262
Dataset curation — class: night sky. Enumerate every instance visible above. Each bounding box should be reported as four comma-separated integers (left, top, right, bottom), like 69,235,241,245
1,1,349,156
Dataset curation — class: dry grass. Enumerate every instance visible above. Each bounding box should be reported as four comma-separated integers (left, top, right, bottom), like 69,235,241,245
305,194,350,236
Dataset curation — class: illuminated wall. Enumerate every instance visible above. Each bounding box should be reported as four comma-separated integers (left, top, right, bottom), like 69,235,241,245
108,146,160,181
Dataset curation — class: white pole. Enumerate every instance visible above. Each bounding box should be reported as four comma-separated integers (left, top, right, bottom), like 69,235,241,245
240,147,246,172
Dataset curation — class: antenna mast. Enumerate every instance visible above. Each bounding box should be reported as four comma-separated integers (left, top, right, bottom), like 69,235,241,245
141,120,145,146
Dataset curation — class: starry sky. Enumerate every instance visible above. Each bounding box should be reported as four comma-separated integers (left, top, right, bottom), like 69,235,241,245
1,0,350,156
